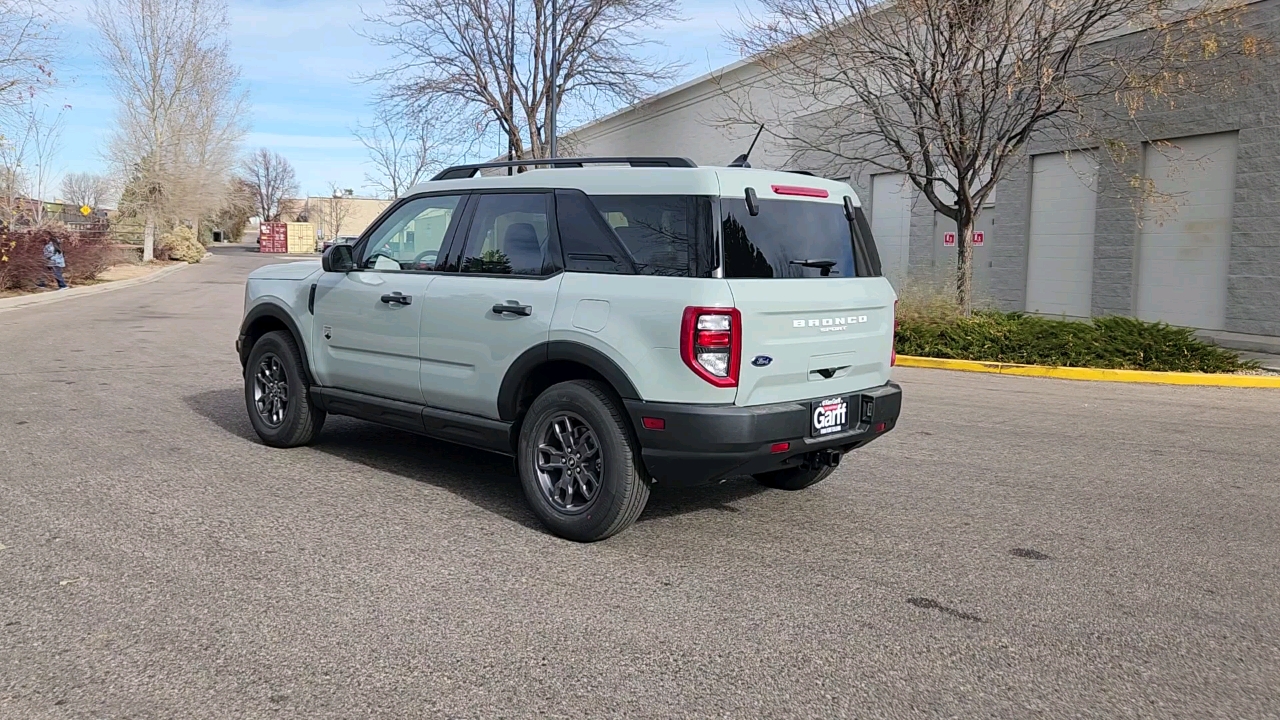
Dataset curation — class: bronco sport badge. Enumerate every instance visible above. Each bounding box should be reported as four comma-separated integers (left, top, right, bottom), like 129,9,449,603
794,316,868,333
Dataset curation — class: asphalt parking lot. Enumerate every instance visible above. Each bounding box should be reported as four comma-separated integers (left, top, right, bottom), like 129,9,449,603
2,246,1278,718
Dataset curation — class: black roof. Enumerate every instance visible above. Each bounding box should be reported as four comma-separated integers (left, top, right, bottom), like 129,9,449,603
430,156,698,181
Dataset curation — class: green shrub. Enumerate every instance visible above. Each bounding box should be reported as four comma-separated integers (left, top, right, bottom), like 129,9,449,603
157,226,206,264
896,309,1254,373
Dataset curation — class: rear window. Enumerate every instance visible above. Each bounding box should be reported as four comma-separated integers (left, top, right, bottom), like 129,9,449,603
721,198,856,279
586,195,716,278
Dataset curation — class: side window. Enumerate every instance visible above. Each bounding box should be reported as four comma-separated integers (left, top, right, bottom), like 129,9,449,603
555,189,634,274
360,194,463,271
456,193,556,276
586,194,715,278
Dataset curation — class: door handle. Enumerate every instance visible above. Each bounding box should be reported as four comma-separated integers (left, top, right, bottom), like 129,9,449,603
381,292,412,306
492,302,532,317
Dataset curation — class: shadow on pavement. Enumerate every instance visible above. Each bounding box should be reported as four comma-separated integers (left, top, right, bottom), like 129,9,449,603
184,386,769,533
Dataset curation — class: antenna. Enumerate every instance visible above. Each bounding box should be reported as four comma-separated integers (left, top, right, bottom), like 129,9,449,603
728,125,765,168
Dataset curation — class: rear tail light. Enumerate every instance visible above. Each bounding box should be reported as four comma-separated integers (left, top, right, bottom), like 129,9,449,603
681,307,742,387
891,299,898,367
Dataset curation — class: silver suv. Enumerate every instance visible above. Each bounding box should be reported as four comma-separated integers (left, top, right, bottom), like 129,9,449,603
237,157,901,541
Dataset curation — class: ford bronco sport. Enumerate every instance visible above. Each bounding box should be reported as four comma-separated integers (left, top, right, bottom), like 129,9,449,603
237,157,901,542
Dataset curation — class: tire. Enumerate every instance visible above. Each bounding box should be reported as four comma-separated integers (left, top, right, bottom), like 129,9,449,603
754,464,835,491
244,330,325,448
517,380,650,542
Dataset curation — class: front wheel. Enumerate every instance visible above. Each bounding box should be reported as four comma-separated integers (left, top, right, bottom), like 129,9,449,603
244,330,325,448
754,465,835,491
517,380,650,542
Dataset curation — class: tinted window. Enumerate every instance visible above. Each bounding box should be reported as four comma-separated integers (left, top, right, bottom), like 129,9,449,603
721,198,856,279
361,194,462,271
584,195,715,278
556,190,633,275
457,193,555,276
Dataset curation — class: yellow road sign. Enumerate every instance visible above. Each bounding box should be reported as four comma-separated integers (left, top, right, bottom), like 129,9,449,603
79,205,91,216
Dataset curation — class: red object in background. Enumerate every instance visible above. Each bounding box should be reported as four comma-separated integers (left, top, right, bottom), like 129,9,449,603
943,231,956,247
259,222,287,253
972,231,984,247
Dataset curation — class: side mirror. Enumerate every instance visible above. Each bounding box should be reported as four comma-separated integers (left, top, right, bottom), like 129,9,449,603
322,242,354,273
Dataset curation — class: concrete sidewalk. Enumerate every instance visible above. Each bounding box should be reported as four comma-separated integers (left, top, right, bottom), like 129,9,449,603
0,261,190,314
1238,351,1280,371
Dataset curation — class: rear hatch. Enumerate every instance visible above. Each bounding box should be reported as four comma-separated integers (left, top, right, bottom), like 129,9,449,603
717,175,896,407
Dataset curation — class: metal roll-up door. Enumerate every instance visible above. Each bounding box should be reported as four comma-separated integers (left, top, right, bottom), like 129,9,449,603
1136,133,1237,330
1025,152,1098,318
869,173,912,287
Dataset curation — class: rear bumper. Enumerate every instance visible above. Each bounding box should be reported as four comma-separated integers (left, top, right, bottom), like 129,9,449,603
624,382,902,487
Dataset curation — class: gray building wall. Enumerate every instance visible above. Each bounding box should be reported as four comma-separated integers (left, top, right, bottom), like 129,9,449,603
565,0,1280,340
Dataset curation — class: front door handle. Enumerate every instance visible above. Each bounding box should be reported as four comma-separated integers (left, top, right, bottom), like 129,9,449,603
381,292,412,306
492,302,532,317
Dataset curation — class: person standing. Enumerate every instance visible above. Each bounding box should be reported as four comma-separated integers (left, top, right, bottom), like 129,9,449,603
43,236,68,290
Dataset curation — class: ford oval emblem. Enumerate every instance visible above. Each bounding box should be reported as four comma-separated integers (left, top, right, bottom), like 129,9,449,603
751,355,773,367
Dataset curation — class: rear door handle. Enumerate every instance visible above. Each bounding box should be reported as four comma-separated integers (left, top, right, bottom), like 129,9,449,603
492,302,532,317
381,292,412,306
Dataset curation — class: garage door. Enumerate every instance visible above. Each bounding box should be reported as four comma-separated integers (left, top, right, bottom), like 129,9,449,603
870,173,912,288
1136,132,1236,330
1025,152,1098,318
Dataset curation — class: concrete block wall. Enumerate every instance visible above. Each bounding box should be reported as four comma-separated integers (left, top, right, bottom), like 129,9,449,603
981,0,1280,337
561,0,1280,338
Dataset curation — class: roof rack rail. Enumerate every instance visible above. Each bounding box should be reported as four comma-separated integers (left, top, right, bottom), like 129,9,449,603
430,156,697,181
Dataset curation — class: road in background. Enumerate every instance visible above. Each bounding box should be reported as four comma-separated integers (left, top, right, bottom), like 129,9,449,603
2,246,1278,718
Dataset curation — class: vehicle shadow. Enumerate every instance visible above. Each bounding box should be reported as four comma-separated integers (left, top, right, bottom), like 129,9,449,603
184,387,769,534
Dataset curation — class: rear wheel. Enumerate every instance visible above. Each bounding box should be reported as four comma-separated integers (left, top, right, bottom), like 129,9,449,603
244,330,325,448
517,380,650,542
754,465,835,491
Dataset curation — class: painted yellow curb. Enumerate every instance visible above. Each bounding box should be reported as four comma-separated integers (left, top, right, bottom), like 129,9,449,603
895,355,1280,388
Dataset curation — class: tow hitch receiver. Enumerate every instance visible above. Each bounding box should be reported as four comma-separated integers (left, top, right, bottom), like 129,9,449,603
802,449,842,471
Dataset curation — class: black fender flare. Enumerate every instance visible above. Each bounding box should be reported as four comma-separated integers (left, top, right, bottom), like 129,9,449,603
497,341,640,422
238,302,315,384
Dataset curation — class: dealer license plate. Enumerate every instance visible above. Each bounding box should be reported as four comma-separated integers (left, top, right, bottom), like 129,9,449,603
810,396,850,437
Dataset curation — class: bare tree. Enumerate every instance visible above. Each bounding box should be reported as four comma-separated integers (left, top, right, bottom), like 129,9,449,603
731,0,1266,312
354,104,444,198
93,0,248,262
240,148,298,222
315,181,355,241
0,98,63,224
60,171,113,210
25,99,63,222
0,0,57,116
0,116,30,224
364,0,684,160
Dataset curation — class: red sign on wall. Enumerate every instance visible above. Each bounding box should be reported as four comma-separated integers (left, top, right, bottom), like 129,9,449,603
973,231,985,247
943,231,956,247
259,222,287,253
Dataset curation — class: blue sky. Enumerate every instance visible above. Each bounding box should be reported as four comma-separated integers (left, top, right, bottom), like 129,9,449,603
46,0,749,198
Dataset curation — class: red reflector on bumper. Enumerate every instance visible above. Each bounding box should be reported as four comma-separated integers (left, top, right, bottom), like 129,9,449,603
642,417,665,430
874,422,887,433
770,442,790,454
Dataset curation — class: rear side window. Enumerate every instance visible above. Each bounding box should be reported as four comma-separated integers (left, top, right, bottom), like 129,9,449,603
554,191,715,278
721,198,857,279
589,195,715,278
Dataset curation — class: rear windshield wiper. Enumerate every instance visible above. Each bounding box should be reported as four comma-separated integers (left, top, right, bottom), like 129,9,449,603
789,258,838,276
